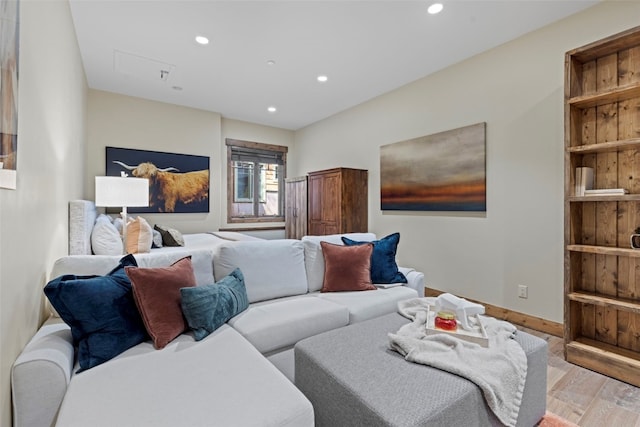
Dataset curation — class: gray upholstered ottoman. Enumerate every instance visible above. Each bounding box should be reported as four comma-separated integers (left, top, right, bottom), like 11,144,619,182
295,313,547,427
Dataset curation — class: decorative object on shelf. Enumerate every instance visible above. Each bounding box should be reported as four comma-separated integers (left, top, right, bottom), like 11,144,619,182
583,188,628,196
380,122,486,212
106,146,210,213
0,0,19,190
630,227,640,249
95,172,149,249
574,167,593,196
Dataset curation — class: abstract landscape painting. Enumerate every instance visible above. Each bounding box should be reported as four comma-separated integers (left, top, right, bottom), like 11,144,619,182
380,122,486,212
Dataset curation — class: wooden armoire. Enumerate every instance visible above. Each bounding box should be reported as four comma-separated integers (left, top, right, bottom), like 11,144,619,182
284,176,308,239
307,167,368,236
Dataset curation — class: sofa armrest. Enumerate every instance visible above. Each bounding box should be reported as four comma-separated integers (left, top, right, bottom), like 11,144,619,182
12,317,74,427
398,267,425,296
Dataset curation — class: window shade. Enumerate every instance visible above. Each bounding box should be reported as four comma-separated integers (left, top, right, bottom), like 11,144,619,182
230,146,284,165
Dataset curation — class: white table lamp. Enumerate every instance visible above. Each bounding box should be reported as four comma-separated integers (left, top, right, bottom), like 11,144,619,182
95,172,149,247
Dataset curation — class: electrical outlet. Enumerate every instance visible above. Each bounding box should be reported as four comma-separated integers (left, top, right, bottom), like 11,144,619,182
518,285,528,299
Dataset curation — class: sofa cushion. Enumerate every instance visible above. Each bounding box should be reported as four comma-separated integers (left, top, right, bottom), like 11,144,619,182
50,249,215,289
228,296,349,354
302,233,377,292
48,250,216,319
180,268,249,340
213,239,308,303
126,257,196,349
342,232,407,284
320,241,376,292
43,254,147,372
55,325,314,427
318,286,419,323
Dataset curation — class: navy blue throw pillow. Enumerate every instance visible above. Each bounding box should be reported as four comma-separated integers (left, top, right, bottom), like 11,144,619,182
341,233,407,284
180,268,249,341
44,254,148,372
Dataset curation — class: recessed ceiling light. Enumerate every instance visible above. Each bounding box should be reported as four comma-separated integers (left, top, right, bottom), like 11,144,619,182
195,35,209,45
267,59,276,66
172,86,183,91
317,75,328,83
427,3,443,14
267,106,277,113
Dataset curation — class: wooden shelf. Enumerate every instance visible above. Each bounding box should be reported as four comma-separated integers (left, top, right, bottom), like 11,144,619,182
567,25,640,63
567,244,640,257
568,194,640,202
567,138,640,154
566,339,640,388
568,291,640,315
568,83,640,109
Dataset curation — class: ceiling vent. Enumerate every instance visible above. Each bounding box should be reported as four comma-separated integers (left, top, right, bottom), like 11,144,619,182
114,50,175,82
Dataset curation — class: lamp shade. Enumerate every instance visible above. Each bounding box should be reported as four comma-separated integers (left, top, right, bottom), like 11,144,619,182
95,176,149,207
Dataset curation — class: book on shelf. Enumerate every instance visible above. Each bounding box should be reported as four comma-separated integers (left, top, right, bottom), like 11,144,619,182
574,167,594,196
583,188,629,195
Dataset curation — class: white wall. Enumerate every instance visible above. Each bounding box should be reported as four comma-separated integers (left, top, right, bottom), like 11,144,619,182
293,1,640,323
87,90,222,233
0,1,87,425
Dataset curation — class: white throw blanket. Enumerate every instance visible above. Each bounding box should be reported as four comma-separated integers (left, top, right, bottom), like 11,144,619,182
388,298,527,427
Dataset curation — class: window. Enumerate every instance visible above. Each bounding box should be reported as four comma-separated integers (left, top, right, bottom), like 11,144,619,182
226,139,287,223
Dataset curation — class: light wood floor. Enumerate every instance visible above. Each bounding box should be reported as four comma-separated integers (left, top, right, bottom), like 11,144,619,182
519,327,640,426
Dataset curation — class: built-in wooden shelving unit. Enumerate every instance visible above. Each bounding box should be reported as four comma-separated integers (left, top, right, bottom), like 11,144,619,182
564,25,640,387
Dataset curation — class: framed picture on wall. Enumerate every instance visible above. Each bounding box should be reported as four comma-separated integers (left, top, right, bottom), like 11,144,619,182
0,0,20,190
380,122,486,212
106,147,210,213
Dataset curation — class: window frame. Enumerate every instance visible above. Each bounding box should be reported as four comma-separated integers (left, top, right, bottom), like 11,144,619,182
226,138,287,224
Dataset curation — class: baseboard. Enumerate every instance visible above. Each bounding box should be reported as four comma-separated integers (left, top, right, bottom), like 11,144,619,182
424,287,563,338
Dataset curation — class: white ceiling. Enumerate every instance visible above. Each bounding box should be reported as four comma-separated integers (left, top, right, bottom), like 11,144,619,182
69,0,599,130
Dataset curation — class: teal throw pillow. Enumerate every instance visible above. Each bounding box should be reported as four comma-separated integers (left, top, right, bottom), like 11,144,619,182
43,254,148,372
341,232,407,284
180,268,249,341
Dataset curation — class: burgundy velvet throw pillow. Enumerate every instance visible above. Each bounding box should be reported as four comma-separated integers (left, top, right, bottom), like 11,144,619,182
126,256,196,349
320,241,376,292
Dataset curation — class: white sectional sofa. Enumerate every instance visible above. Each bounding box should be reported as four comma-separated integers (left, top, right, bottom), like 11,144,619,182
12,232,423,427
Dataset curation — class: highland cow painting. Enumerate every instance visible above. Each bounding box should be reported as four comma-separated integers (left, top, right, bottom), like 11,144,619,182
106,147,210,213
380,123,486,212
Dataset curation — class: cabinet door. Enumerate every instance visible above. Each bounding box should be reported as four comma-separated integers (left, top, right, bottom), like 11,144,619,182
308,174,324,235
308,175,323,218
320,172,341,227
285,178,308,239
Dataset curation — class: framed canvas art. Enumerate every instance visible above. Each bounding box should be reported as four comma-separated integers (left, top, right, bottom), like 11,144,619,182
106,147,210,213
380,122,486,212
0,0,19,189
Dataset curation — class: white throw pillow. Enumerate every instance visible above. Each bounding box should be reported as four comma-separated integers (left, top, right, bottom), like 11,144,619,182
151,229,163,248
91,214,123,255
